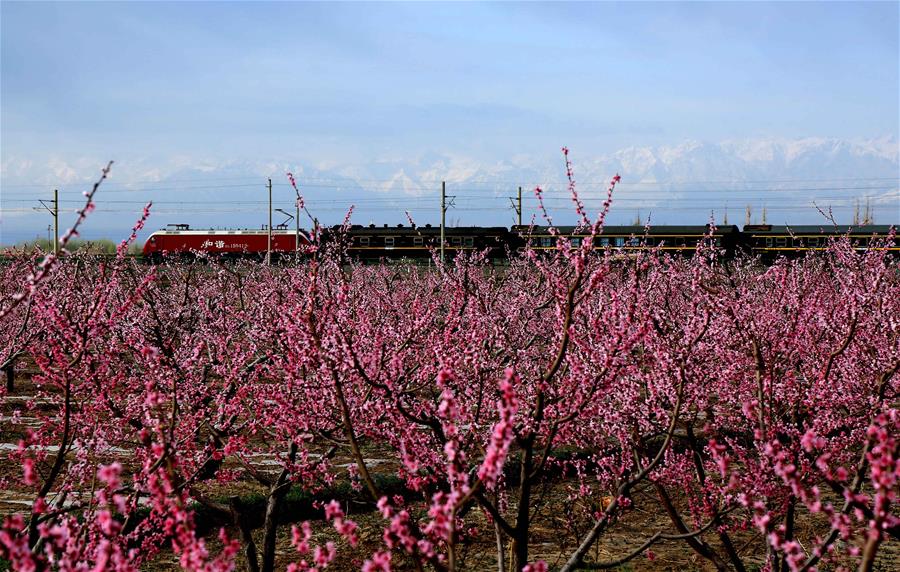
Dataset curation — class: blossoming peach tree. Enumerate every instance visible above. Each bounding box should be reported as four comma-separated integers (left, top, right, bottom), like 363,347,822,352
0,158,896,571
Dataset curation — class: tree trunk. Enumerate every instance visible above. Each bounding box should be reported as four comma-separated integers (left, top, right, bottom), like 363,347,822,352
859,531,882,572
231,496,260,572
4,358,14,393
511,447,533,571
261,442,298,572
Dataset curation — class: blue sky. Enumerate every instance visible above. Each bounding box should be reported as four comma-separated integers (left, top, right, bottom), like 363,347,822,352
1,1,898,241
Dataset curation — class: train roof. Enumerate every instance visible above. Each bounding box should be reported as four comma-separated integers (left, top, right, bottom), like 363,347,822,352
742,224,896,234
153,223,306,234
148,228,308,235
330,224,509,235
146,223,896,238
512,225,741,235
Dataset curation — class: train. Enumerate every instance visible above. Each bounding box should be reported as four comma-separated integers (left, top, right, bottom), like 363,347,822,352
142,222,898,262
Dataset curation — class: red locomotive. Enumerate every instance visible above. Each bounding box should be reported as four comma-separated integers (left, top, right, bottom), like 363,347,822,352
142,224,311,259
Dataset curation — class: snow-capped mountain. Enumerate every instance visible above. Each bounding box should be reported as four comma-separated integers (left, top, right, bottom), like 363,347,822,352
2,137,897,244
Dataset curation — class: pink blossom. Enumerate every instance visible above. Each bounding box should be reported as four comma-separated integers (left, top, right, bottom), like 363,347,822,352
22,458,36,486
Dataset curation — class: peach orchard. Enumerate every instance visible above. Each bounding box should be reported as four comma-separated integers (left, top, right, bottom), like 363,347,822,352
0,162,897,572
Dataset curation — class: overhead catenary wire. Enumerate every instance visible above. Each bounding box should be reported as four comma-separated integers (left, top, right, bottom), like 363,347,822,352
4,192,898,209
2,204,890,215
4,187,898,205
3,183,897,195
3,174,898,189
5,193,898,206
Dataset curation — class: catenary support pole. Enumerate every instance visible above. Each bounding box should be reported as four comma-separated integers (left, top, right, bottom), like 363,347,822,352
53,189,59,255
518,186,522,227
267,178,273,265
440,181,446,264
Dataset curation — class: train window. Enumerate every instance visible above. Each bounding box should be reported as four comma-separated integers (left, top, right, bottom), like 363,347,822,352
451,236,462,246
645,238,655,246
793,237,804,248
413,237,424,246
807,237,819,247
765,237,773,248
713,237,722,246
464,237,474,247
385,237,395,248
540,237,553,247
599,238,610,246
614,237,625,247
675,237,686,247
359,236,370,246
627,237,640,247
776,237,787,247
571,237,582,247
